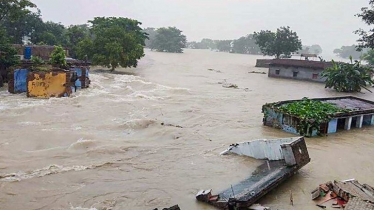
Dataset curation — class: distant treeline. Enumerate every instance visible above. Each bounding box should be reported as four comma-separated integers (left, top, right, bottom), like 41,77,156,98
333,45,368,60
184,36,322,56
186,36,261,54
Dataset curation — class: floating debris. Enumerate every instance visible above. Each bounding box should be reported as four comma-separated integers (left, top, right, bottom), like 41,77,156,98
222,83,238,89
311,179,374,209
161,122,183,128
248,71,266,74
197,136,310,210
208,68,222,73
153,205,181,210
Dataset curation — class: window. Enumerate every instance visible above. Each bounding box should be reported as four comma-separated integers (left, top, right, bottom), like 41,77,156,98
293,72,298,77
275,69,280,75
312,74,318,79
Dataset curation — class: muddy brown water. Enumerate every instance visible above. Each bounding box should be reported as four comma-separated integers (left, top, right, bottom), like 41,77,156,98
0,49,374,210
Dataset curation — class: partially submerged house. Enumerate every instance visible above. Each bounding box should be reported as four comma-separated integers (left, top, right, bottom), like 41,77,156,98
268,59,332,82
263,96,374,136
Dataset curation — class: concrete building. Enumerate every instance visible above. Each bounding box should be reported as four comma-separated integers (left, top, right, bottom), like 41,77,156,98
268,59,332,82
263,96,374,136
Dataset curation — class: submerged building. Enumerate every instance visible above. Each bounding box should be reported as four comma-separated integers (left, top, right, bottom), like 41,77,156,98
263,96,374,136
268,59,332,82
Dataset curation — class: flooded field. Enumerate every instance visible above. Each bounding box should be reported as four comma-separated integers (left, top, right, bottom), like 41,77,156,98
1,49,374,210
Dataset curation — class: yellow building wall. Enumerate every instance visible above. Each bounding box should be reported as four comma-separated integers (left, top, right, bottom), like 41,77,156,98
27,72,72,98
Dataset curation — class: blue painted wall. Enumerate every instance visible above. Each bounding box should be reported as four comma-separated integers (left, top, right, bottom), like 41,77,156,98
70,67,89,88
24,47,31,59
14,69,29,93
328,119,338,134
264,108,283,128
282,125,299,135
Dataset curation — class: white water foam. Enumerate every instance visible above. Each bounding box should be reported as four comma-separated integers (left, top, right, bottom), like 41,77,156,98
0,162,111,182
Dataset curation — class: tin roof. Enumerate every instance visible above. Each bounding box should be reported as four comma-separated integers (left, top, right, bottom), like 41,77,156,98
269,59,332,69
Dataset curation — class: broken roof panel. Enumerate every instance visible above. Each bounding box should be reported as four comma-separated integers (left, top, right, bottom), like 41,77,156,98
197,137,310,209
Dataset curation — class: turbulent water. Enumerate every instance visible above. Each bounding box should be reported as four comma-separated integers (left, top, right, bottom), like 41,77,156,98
1,49,374,210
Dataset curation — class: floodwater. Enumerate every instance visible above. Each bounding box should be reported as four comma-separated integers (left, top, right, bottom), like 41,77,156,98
1,49,374,210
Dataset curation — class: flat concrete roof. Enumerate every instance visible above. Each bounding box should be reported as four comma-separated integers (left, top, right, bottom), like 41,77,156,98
322,98,374,111
264,96,374,118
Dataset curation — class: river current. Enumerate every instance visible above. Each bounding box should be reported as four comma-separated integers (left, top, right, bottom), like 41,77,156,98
0,49,373,210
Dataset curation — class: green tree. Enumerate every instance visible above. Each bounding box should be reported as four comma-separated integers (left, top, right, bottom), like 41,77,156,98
232,35,261,54
65,24,90,57
50,45,67,68
143,27,157,49
333,45,367,60
199,38,216,49
254,26,302,58
361,49,374,65
2,9,42,44
151,27,186,53
0,0,36,25
298,45,323,55
0,29,19,86
0,0,38,44
310,45,323,54
31,21,68,46
356,0,374,49
322,58,374,92
77,17,147,71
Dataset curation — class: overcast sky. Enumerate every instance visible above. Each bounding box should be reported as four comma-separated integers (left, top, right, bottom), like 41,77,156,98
32,0,371,55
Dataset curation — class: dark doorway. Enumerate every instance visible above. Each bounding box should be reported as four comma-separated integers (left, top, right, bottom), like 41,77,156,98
337,118,346,130
351,117,358,129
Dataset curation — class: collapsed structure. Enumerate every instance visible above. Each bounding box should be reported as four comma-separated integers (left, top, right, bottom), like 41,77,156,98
263,96,374,137
312,179,374,209
196,136,310,210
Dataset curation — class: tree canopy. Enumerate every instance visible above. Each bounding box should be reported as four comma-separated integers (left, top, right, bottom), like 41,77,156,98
362,49,374,65
322,58,374,93
77,17,148,71
150,27,186,53
254,26,302,58
232,35,261,54
0,0,36,24
0,28,19,70
143,27,157,49
356,0,374,49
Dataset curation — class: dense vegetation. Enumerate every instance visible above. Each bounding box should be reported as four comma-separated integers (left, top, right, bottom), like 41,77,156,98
356,0,374,49
253,26,302,58
50,45,67,68
322,58,374,92
76,17,147,71
362,49,374,65
274,98,348,136
0,1,150,72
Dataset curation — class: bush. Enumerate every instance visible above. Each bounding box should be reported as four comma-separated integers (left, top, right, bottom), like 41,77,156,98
321,58,374,92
